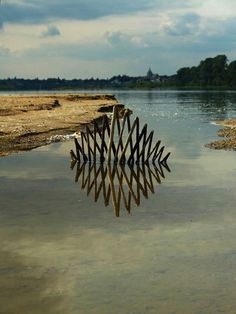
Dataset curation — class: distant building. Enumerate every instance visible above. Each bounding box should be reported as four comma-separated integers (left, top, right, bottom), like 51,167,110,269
147,67,154,79
146,67,160,82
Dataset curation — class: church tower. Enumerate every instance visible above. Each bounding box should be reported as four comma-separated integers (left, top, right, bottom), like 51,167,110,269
146,67,153,79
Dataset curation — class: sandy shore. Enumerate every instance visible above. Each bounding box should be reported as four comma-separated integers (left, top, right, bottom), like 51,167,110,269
0,94,122,156
206,119,236,150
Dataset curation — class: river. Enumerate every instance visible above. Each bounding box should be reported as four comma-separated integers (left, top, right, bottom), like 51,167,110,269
0,90,236,314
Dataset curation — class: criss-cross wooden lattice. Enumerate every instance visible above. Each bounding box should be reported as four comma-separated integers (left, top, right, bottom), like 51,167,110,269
71,106,170,165
71,161,170,217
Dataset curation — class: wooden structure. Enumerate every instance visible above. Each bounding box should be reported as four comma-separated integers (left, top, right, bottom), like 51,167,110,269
71,106,170,165
71,161,170,217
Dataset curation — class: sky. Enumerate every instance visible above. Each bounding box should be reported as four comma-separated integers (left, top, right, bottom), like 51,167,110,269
0,0,236,79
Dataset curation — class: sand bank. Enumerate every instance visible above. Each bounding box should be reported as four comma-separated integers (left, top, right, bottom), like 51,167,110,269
206,119,236,150
0,94,122,156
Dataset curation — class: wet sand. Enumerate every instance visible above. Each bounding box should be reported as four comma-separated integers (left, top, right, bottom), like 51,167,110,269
206,119,236,150
0,94,122,156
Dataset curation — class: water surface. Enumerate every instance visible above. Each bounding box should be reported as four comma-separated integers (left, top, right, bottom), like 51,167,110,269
0,90,236,314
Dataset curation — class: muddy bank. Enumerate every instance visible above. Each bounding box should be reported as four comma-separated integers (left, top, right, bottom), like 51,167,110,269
0,94,123,157
206,119,236,150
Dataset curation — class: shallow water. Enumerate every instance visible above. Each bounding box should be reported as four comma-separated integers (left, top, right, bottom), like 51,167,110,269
0,90,236,314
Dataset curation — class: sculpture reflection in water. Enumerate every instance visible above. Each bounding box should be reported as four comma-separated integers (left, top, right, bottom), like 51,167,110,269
70,106,171,216
70,161,171,217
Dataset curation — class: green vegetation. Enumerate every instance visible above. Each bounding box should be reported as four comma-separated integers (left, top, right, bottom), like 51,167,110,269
1,54,236,90
175,54,234,88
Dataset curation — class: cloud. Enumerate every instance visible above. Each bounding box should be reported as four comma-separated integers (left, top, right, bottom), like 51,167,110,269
0,47,10,56
197,0,236,18
41,25,61,38
165,15,236,53
20,29,151,65
9,10,236,77
1,0,236,78
106,31,127,46
105,31,148,48
165,13,201,36
0,0,155,25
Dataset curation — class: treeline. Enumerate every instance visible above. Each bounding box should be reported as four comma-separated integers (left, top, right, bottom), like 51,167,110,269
0,75,145,91
174,55,236,88
0,77,113,90
0,54,236,90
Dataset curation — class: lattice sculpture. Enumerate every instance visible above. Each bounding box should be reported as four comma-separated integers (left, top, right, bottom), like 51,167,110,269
71,106,170,165
71,161,170,217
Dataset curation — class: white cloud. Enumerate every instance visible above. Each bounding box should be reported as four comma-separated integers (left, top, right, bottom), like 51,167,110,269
105,31,148,48
197,0,236,18
41,25,61,38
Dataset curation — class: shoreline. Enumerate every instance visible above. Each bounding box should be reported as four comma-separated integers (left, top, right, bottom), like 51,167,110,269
206,119,236,150
1,87,236,92
0,94,123,157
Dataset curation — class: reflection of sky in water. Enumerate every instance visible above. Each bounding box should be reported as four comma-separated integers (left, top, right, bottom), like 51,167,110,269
0,91,236,313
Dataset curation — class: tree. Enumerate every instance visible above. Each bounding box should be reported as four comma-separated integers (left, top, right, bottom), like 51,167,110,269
176,67,192,85
212,55,228,85
227,61,236,86
199,57,214,85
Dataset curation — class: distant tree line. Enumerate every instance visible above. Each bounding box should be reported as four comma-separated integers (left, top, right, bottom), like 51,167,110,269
174,55,236,88
0,54,236,90
0,76,145,91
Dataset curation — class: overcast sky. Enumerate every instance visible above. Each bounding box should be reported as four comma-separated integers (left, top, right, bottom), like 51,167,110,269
0,0,236,79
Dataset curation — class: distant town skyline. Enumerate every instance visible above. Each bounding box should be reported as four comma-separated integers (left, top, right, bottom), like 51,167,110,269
1,0,236,79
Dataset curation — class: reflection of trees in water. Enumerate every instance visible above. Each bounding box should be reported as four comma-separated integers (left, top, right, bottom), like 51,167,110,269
71,161,170,217
146,92,156,106
176,92,236,119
